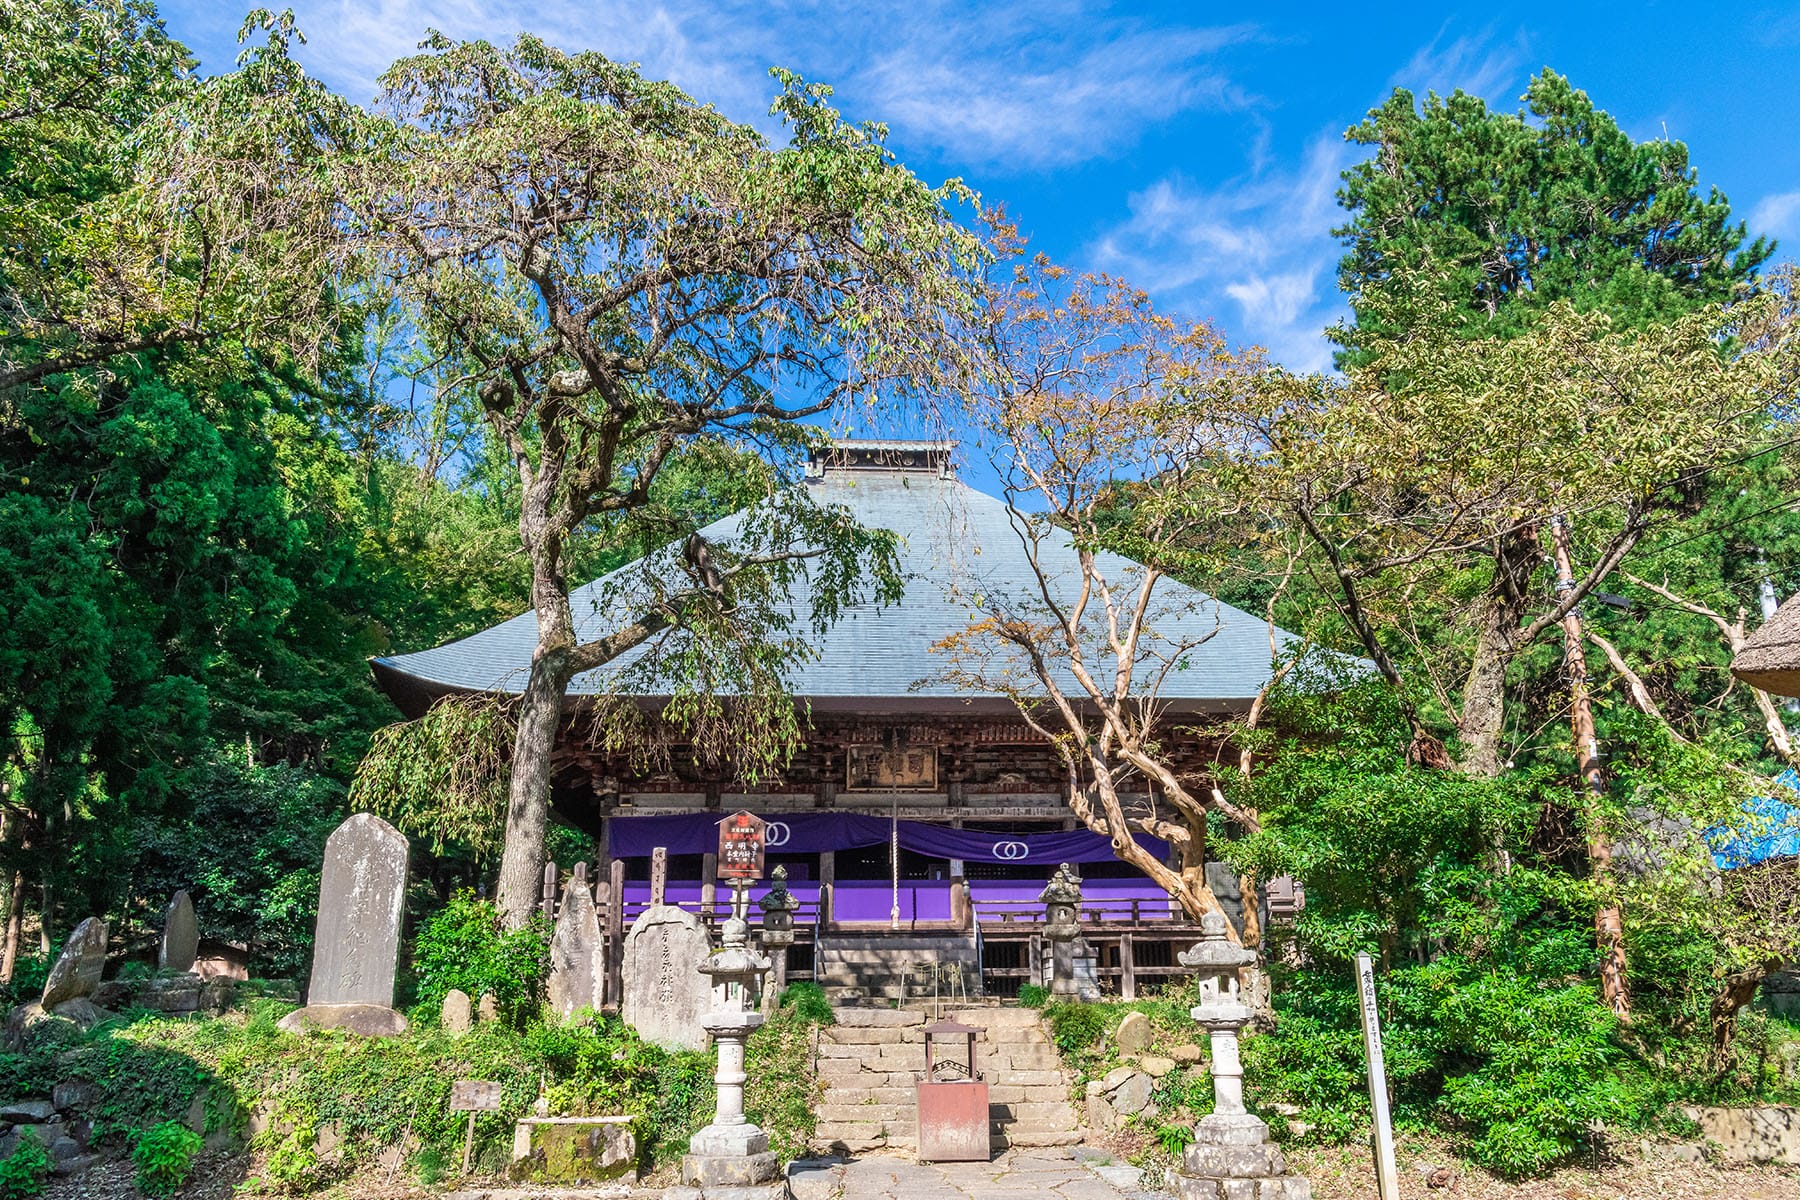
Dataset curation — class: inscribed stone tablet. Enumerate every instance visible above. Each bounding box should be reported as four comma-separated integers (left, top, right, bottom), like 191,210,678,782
304,813,408,1008
42,918,107,1008
547,876,604,1021
159,890,199,974
621,904,712,1051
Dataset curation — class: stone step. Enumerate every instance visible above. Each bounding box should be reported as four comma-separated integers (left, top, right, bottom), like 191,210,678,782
991,1129,1087,1149
989,1104,1081,1129
829,1008,927,1027
815,1104,915,1126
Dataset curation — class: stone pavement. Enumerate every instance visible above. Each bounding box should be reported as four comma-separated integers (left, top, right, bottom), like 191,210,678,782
788,1148,1169,1200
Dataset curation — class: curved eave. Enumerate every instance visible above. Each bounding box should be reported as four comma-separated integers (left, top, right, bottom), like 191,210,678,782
368,656,1256,722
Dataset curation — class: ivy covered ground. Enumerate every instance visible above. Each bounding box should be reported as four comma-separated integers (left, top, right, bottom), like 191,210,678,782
1031,991,1800,1194
0,990,826,1199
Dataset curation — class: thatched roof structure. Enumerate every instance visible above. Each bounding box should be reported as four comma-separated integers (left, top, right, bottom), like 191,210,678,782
1733,593,1800,697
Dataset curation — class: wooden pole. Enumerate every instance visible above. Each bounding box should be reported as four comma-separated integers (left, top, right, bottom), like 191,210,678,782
1120,933,1136,1001
461,1112,476,1177
606,857,626,1010
1355,952,1400,1200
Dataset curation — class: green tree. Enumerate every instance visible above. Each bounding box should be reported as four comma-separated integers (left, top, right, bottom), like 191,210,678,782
156,32,990,926
1336,69,1771,355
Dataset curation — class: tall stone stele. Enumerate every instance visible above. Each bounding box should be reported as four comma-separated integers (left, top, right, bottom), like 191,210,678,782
158,890,199,974
1173,912,1312,1200
681,883,781,1199
278,812,410,1037
548,865,605,1022
621,903,714,1051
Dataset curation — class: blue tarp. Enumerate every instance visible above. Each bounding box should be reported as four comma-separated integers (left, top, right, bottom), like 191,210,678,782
1707,768,1800,869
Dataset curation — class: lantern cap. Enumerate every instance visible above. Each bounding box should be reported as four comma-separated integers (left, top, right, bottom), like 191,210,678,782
1178,911,1258,971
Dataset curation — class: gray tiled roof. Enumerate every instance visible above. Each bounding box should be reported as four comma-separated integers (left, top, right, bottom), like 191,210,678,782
373,459,1303,710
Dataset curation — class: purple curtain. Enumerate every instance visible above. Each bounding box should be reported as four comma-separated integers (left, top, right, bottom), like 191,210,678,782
607,811,1166,865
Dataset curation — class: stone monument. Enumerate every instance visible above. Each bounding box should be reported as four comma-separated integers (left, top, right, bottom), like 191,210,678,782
621,904,713,1051
4,917,111,1048
41,918,108,1011
681,882,779,1198
278,812,410,1037
548,871,604,1021
1173,912,1311,1200
158,891,199,974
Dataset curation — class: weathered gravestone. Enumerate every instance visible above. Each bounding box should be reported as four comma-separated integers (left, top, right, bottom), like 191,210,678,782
42,918,108,1010
277,812,409,1037
442,989,472,1035
477,992,498,1023
159,890,199,974
621,905,713,1051
547,873,604,1022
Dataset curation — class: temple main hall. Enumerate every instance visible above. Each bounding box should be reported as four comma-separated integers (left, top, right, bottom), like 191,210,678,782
371,440,1302,1001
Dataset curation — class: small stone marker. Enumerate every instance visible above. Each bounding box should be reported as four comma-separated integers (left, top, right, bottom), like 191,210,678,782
158,890,199,974
41,918,108,1009
548,874,604,1022
277,812,410,1037
442,988,472,1035
621,904,713,1051
477,992,498,1023
1114,1010,1152,1057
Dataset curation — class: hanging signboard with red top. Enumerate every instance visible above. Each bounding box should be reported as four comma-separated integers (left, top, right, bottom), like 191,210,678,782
716,811,767,881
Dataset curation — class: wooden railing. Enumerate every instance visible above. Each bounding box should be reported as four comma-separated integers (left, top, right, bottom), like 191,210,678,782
969,895,1196,930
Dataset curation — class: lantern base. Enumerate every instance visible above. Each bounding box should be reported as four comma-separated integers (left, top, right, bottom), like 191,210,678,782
1174,1114,1312,1200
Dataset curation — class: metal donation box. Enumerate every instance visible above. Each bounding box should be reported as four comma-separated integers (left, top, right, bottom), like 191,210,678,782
916,1019,990,1162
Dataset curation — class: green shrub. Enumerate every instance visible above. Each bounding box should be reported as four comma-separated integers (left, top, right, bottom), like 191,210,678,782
0,1130,50,1200
1045,1003,1107,1055
778,982,833,1025
746,1004,824,1161
1017,984,1049,1009
409,892,551,1024
1154,1122,1195,1156
133,1121,204,1197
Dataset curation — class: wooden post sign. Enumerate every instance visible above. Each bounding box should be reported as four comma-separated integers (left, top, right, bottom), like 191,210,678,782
717,811,767,882
450,1080,503,1175
1354,953,1401,1200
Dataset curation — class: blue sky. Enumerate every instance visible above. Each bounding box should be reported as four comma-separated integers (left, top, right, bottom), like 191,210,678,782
159,0,1800,378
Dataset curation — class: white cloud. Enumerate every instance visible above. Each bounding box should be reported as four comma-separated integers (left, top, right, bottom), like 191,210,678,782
1751,191,1800,243
1088,134,1352,373
259,1,1256,169
858,18,1258,167
1389,25,1531,104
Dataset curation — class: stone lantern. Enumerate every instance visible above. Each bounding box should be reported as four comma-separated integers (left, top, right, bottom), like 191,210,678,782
1039,863,1095,1000
682,881,781,1198
757,865,799,1004
1173,911,1312,1200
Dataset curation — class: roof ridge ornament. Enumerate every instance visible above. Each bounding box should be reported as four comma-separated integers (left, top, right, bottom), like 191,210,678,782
807,438,955,478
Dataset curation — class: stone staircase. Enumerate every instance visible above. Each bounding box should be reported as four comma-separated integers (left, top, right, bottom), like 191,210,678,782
812,1007,1084,1156
816,934,981,1006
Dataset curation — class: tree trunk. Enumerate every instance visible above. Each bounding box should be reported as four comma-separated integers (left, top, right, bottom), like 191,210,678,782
494,557,580,929
1711,960,1782,1066
1457,529,1539,777
1552,517,1629,1020
0,873,21,984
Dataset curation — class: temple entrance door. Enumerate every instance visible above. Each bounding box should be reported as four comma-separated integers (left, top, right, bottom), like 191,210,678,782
833,844,955,927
